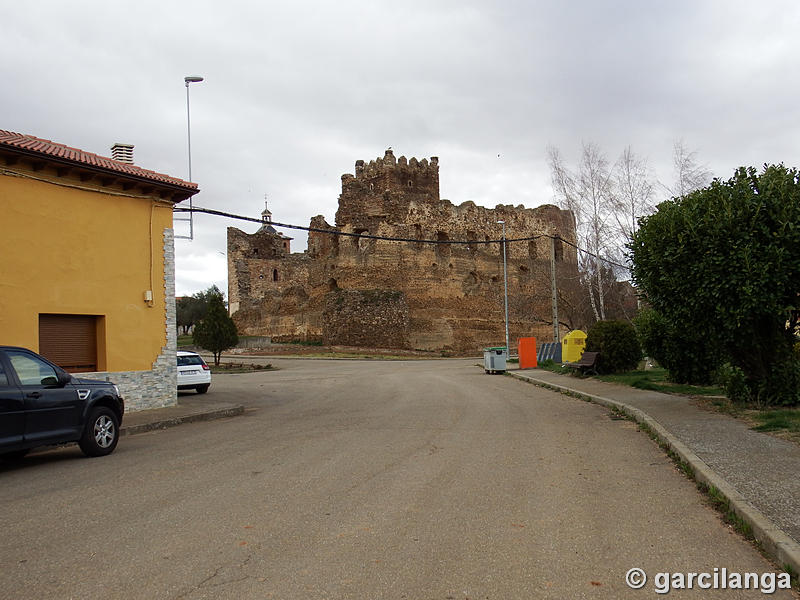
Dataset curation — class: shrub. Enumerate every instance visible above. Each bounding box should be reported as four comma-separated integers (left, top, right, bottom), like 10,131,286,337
630,164,800,400
714,363,751,404
633,307,668,367
716,358,800,407
755,358,800,407
634,307,718,384
585,320,642,374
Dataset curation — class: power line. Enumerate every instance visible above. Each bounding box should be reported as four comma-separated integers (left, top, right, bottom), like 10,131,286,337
174,205,630,270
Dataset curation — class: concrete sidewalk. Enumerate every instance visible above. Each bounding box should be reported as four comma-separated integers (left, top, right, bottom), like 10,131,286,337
120,395,244,436
506,366,800,575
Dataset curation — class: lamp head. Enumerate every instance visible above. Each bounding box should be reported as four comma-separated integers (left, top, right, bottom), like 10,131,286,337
184,76,204,85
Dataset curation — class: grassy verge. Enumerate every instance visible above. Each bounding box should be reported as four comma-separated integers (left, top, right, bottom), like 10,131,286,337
733,406,800,445
596,368,723,397
537,360,723,396
687,394,800,444
536,359,567,374
538,357,800,448
751,409,800,434
179,335,280,348
211,362,274,374
277,351,424,360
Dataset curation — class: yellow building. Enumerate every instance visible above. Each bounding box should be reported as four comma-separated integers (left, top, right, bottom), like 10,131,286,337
0,130,198,411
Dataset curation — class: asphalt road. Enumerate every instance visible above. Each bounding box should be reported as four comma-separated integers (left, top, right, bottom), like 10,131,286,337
1,359,795,599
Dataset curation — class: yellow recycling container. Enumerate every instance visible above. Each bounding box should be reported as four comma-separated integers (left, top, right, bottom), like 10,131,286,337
561,330,587,363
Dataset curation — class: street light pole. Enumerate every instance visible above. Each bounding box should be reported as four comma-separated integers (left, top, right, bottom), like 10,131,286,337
498,220,510,353
185,75,203,181
178,75,204,241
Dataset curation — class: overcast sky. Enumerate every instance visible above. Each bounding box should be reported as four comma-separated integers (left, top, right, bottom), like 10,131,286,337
4,1,799,296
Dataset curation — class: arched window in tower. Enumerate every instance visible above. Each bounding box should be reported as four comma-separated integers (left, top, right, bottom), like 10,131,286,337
354,229,369,251
435,231,450,259
272,269,279,282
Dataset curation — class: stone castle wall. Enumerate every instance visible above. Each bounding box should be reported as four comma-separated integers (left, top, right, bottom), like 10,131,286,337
323,289,410,348
228,149,578,352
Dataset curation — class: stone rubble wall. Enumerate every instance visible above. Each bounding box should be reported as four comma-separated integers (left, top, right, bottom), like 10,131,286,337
323,289,410,348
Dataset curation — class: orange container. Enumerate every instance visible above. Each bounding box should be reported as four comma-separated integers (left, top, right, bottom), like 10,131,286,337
518,337,538,369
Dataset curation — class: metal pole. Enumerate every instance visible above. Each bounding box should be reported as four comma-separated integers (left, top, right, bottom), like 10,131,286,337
551,236,560,343
186,82,193,182
499,220,510,353
185,81,194,240
177,76,203,241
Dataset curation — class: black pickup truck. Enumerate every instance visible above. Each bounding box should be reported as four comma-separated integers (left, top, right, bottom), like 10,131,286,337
0,346,124,459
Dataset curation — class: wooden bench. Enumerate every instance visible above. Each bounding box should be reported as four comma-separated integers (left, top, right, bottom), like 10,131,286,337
565,351,599,376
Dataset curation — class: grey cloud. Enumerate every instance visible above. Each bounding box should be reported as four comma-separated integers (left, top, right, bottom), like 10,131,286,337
3,0,799,295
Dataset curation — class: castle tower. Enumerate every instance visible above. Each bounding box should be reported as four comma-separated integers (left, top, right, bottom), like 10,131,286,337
335,148,440,230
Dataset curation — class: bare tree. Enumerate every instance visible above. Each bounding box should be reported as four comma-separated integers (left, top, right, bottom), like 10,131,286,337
613,145,655,243
547,145,578,216
548,141,707,329
548,142,615,322
581,143,616,320
669,139,712,199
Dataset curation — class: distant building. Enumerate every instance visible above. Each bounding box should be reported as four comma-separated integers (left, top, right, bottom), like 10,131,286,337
0,130,198,410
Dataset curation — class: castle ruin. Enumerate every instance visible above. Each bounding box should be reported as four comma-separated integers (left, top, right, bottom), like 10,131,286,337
227,149,578,352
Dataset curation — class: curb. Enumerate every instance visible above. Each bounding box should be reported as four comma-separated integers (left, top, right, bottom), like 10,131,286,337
507,371,800,578
120,405,245,437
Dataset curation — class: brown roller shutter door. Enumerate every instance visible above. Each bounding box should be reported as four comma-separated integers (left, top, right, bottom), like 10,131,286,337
39,314,98,372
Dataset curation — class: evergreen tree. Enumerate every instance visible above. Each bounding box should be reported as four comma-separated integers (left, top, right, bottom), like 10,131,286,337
631,165,800,405
192,292,238,366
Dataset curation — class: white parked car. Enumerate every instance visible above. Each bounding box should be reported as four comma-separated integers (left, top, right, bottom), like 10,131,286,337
177,351,211,394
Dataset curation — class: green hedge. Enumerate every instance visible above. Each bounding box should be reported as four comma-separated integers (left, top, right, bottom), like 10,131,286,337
585,320,642,374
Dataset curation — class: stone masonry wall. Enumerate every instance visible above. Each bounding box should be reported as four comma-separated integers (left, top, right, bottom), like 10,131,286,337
323,289,410,348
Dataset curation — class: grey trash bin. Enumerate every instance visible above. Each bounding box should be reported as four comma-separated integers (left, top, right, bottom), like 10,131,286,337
484,347,507,374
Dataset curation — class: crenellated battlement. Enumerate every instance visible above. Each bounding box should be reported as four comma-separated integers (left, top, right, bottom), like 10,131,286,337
349,148,439,179
338,149,440,227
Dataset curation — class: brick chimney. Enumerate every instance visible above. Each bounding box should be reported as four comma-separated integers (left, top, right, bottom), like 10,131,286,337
111,143,134,164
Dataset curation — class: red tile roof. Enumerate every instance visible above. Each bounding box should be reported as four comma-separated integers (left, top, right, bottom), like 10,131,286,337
0,129,198,192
